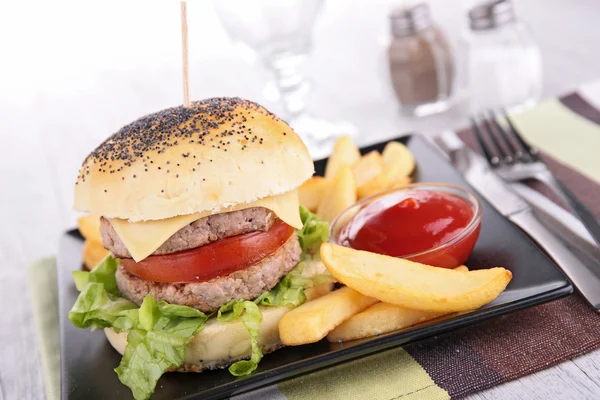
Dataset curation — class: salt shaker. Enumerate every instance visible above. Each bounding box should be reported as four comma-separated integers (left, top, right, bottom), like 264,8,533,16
388,3,455,117
460,0,543,112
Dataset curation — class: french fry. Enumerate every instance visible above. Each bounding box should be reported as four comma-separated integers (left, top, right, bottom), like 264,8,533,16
305,283,335,301
77,214,103,243
279,286,378,346
327,265,469,342
357,173,411,200
82,240,110,271
324,136,361,180
321,243,512,313
299,177,330,212
382,141,416,180
351,151,384,188
327,302,441,342
317,166,356,223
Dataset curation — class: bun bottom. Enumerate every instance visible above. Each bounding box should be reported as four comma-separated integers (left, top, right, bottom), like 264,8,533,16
104,283,333,372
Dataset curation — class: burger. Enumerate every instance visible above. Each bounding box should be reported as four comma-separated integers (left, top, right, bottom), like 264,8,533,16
69,97,332,400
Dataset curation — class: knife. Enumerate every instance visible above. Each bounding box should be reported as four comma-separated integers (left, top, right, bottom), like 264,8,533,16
511,183,600,259
435,131,600,311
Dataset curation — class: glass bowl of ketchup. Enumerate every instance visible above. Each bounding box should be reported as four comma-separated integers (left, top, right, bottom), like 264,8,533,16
330,183,482,269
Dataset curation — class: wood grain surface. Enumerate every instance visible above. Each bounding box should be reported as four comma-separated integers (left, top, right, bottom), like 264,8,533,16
1,0,599,399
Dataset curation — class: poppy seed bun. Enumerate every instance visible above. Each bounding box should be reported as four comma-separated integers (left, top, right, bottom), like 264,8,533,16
74,97,313,222
104,282,333,372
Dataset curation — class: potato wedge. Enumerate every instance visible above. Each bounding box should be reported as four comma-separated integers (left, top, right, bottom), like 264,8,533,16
324,136,361,180
317,166,356,223
327,302,442,342
327,265,469,342
357,173,411,200
77,214,103,243
351,151,384,188
279,286,378,346
382,141,416,179
83,240,110,271
321,243,512,313
299,176,330,212
305,282,335,301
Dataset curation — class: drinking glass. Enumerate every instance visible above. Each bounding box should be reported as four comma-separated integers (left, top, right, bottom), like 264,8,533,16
213,0,356,157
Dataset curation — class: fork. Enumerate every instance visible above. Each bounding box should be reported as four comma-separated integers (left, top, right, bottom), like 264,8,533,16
470,110,600,248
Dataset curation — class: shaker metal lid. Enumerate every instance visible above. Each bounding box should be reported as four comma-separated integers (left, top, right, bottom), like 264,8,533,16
469,0,516,30
390,3,433,37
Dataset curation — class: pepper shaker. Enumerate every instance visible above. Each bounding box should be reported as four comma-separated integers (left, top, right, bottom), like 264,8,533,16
387,3,456,117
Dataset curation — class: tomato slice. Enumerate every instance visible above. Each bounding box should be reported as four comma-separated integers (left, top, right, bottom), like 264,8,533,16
120,219,295,283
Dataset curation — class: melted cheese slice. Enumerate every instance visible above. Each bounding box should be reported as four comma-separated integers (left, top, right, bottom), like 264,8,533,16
109,190,302,262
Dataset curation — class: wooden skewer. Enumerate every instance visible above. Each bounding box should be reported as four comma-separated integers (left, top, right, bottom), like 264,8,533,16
181,1,191,108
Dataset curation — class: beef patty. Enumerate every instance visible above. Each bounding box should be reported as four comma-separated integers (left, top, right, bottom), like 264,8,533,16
101,207,276,258
115,234,301,312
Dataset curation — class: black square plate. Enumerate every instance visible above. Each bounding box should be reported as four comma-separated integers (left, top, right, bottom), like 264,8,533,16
58,134,572,400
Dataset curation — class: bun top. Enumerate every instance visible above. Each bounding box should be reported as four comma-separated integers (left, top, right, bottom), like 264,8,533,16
74,97,313,221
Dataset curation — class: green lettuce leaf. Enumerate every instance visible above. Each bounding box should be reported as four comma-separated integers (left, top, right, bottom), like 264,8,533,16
255,260,334,309
297,205,329,257
72,270,89,291
72,254,120,296
254,263,308,308
217,299,263,376
217,298,245,322
68,282,137,331
115,295,208,400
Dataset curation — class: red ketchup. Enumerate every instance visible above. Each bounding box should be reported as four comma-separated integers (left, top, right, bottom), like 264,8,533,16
340,190,480,268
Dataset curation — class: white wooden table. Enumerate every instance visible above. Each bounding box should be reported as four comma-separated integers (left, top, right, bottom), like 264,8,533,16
2,0,600,398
